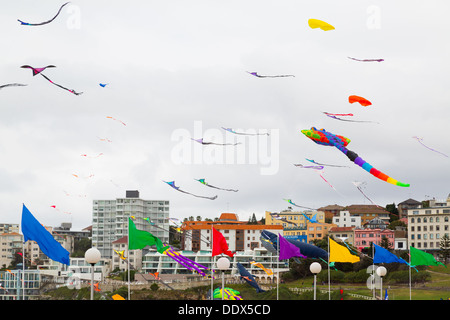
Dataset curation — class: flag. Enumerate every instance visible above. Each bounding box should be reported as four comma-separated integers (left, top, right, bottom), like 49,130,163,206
373,243,408,265
410,246,445,267
128,218,169,253
384,289,389,300
21,204,70,265
278,235,306,260
329,238,360,263
212,227,234,257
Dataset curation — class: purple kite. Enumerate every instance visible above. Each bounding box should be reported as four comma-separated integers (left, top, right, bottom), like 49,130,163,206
348,57,384,62
21,65,82,95
279,235,306,260
246,71,295,78
412,136,448,158
323,112,379,124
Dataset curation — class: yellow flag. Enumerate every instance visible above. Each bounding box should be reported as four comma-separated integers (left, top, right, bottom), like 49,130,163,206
329,238,360,263
112,294,126,300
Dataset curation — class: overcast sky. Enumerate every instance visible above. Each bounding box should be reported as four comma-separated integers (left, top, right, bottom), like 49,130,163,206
1,1,449,230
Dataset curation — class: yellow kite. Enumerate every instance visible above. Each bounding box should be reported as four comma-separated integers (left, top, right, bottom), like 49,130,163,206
308,19,335,31
329,238,360,263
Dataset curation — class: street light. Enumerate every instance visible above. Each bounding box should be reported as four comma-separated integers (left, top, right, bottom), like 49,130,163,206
216,257,231,300
309,262,322,300
376,266,387,300
85,247,101,300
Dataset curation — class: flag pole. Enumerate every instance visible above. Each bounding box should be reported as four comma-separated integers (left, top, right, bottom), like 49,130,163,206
328,236,331,300
22,240,25,300
127,219,130,300
372,243,375,300
210,224,213,300
409,247,412,300
277,233,279,301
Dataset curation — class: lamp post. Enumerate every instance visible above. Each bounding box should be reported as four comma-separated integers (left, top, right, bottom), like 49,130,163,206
85,247,101,300
309,262,322,300
216,257,230,300
376,266,387,300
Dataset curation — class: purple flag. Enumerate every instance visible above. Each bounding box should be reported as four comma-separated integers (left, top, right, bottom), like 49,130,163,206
279,235,306,260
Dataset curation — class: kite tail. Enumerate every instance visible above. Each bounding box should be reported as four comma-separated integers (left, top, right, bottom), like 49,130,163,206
342,147,410,187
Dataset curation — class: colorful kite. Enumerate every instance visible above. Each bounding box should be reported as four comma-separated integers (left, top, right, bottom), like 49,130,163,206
283,199,317,210
163,246,210,277
236,263,265,293
163,180,218,200
412,136,448,157
21,65,82,95
301,127,410,187
249,259,273,276
20,65,55,76
195,178,238,192
18,2,70,26
106,116,126,126
305,158,349,168
246,71,294,78
0,83,27,90
308,19,335,31
191,138,240,146
349,95,372,106
323,112,379,124
222,127,269,136
114,250,127,261
348,57,384,62
213,287,243,300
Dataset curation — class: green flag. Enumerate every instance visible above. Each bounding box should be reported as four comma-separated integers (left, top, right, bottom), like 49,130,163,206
410,246,445,267
128,218,169,253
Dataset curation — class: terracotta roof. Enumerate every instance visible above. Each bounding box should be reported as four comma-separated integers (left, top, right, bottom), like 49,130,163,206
318,204,344,210
329,227,355,232
344,204,389,214
112,236,128,244
219,213,238,221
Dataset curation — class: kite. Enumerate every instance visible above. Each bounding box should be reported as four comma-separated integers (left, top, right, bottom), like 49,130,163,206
249,259,273,276
351,181,383,207
293,163,324,170
269,212,298,226
163,180,218,200
222,127,269,136
99,83,108,87
412,136,448,157
305,158,349,168
213,287,243,300
246,71,294,78
72,173,94,179
301,127,410,187
0,83,27,90
261,230,328,260
323,112,379,124
50,205,72,215
191,138,240,146
308,19,335,31
106,116,126,126
114,250,127,261
20,65,55,76
348,57,384,62
348,95,372,106
323,112,354,117
98,137,112,142
236,263,265,293
21,65,82,95
81,153,104,158
195,178,238,192
18,2,70,26
316,168,337,190
163,246,210,277
283,199,317,210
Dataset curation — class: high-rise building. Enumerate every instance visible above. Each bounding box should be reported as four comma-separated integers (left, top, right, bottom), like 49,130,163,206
92,190,170,259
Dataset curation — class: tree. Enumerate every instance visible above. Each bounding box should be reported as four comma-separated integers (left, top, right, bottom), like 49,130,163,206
439,234,450,264
248,213,258,225
380,236,391,249
385,203,399,223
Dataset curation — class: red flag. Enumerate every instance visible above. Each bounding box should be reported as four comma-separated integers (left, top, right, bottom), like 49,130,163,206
212,227,234,257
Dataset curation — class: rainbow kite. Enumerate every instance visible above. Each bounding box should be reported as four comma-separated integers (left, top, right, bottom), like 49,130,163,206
301,127,409,187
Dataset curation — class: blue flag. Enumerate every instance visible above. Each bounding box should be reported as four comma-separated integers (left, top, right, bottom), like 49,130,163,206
373,243,407,265
21,204,70,265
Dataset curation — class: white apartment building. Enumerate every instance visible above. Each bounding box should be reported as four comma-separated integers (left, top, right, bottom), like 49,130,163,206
332,210,362,228
92,190,170,259
408,194,450,250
